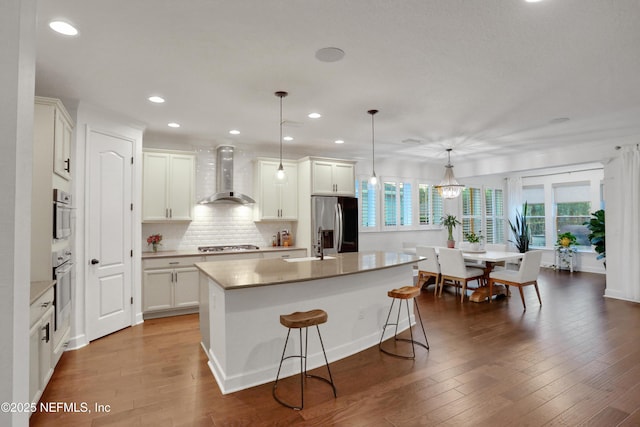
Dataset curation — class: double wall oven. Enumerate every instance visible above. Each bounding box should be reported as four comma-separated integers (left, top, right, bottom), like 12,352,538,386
52,188,73,342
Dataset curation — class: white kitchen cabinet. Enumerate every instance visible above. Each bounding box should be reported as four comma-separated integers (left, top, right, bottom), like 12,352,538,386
142,150,195,222
30,287,55,406
53,107,73,180
310,159,355,196
142,256,203,318
253,158,298,221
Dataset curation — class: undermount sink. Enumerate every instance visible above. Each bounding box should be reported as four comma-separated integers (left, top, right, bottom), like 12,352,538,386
283,256,336,262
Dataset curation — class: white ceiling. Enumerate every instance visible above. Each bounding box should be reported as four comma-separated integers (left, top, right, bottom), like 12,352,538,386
35,0,640,165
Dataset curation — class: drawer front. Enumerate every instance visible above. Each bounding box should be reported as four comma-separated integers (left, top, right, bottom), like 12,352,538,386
143,256,204,270
30,287,54,327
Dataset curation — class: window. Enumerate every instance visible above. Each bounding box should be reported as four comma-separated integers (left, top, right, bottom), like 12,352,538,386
485,188,504,244
523,186,545,247
554,183,591,246
418,184,443,225
461,186,505,243
461,187,482,239
399,182,412,226
357,179,377,228
383,181,397,227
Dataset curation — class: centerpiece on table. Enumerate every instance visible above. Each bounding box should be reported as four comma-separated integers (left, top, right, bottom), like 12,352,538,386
463,231,484,252
147,234,163,252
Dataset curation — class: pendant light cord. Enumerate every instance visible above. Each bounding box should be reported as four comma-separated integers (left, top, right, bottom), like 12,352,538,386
368,109,378,174
275,91,288,168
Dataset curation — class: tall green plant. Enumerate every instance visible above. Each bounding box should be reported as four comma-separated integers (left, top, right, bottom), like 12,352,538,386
509,201,530,253
441,214,461,241
584,209,605,264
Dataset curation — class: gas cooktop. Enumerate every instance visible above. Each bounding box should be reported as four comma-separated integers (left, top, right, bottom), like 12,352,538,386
197,245,260,253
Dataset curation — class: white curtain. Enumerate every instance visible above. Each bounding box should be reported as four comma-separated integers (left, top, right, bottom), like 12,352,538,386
506,176,523,250
619,145,640,301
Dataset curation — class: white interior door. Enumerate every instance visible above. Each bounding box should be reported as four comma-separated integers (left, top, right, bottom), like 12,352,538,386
87,129,133,341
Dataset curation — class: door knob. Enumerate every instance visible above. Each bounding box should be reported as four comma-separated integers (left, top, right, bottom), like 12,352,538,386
90,259,100,265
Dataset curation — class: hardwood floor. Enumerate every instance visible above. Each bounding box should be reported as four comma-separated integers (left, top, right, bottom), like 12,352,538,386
30,268,640,426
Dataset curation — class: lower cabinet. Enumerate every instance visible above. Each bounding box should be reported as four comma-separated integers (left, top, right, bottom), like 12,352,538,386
143,265,200,318
29,288,55,407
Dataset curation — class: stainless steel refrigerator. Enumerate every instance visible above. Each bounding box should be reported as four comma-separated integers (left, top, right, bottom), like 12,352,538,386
311,196,358,254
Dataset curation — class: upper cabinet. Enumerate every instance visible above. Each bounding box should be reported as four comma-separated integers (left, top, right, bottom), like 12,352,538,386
309,159,355,196
34,97,74,182
142,150,195,222
253,158,298,221
53,108,73,180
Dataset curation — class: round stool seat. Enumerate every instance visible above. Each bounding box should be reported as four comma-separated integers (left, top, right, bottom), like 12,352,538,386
388,286,420,300
280,309,328,329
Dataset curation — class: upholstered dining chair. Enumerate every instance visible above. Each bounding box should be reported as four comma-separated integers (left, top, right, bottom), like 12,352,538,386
416,246,440,294
488,250,543,309
437,248,485,303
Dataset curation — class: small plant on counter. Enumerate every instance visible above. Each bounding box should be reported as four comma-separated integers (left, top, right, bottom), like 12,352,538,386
147,234,163,252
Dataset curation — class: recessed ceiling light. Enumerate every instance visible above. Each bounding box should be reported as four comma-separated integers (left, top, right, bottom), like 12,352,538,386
283,136,293,141
148,96,165,103
167,122,180,128
229,129,240,135
335,140,345,144
49,21,78,36
308,113,322,119
315,47,345,63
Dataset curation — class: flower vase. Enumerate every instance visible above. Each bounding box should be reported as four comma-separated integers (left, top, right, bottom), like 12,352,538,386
152,243,158,253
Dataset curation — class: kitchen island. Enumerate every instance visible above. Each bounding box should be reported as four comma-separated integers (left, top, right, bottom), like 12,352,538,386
196,251,419,394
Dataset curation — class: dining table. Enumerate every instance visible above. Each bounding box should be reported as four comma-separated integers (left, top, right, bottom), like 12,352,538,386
404,246,525,302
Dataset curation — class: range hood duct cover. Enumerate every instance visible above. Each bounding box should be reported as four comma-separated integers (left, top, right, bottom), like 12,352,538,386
199,145,255,205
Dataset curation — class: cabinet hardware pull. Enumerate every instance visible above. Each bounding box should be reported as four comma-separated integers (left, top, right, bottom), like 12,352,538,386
64,158,71,173
166,208,169,218
170,208,172,218
169,262,179,265
90,258,99,265
42,323,50,343
41,301,50,308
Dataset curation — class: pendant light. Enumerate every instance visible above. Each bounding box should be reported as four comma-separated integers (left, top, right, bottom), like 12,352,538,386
367,109,380,188
274,91,288,184
435,148,465,198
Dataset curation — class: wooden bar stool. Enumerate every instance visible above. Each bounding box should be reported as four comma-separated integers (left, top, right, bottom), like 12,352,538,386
272,309,337,410
379,286,429,359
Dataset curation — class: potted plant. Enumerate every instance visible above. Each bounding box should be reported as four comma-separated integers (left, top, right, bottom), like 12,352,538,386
556,231,577,248
509,201,530,253
463,231,484,251
441,214,461,248
584,209,605,267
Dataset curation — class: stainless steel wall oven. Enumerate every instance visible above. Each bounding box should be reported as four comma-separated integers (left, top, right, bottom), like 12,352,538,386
52,249,73,334
53,189,72,239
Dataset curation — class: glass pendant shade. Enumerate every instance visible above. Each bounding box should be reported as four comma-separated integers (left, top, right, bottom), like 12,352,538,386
274,91,288,185
435,149,464,199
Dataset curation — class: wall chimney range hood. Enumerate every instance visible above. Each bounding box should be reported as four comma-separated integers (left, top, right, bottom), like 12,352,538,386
198,145,255,205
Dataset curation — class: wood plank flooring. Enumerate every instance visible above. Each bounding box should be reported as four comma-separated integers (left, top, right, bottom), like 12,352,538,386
30,268,640,426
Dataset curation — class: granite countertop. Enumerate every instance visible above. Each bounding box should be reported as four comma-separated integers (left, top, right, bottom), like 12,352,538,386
30,280,56,304
141,246,305,259
195,251,419,290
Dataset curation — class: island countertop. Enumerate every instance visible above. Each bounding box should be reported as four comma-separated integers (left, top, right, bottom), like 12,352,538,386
195,251,419,290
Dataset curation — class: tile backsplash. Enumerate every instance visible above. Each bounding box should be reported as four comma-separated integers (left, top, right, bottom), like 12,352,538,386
142,146,293,252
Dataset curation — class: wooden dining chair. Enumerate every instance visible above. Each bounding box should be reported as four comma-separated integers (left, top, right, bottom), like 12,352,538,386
488,250,543,309
415,246,440,294
437,248,485,303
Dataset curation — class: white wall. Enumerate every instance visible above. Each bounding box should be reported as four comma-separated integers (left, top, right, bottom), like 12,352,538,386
0,1,36,425
603,147,640,302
